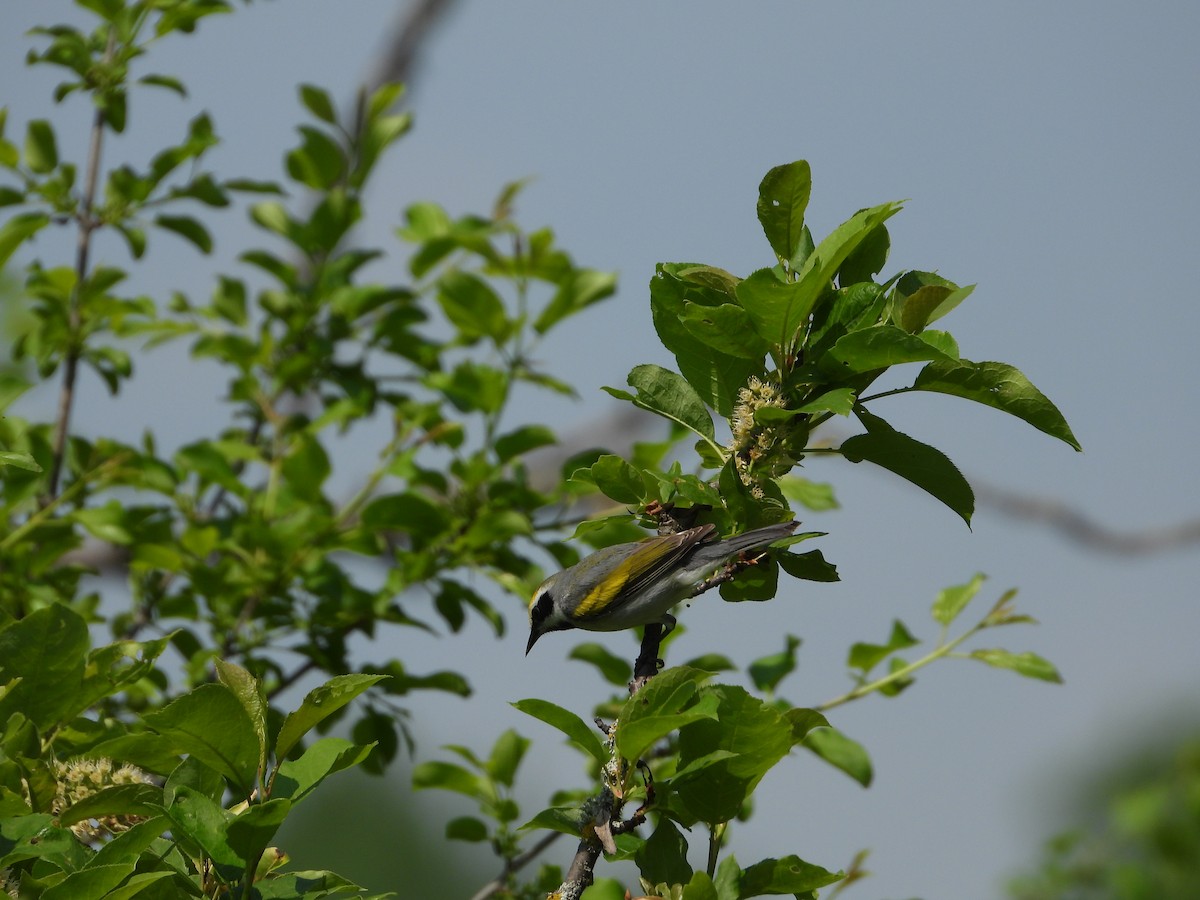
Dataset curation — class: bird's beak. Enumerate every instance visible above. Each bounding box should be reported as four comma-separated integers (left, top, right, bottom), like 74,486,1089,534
525,627,541,656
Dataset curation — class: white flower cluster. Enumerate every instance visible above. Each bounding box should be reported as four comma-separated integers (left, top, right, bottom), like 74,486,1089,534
729,376,789,498
49,757,155,843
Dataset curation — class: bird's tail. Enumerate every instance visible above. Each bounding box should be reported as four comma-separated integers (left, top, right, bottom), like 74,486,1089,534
688,521,799,569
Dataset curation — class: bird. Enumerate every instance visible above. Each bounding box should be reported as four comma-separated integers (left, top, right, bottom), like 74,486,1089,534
526,521,798,654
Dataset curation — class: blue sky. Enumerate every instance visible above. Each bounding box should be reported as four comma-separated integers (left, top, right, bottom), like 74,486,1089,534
3,2,1198,897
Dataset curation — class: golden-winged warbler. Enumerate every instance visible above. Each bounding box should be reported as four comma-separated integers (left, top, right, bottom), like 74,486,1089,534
526,521,797,654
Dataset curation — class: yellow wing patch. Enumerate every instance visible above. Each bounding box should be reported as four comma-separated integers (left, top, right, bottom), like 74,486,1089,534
574,568,630,618
572,526,713,620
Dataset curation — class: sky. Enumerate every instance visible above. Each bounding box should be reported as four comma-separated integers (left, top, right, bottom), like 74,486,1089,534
2,2,1199,898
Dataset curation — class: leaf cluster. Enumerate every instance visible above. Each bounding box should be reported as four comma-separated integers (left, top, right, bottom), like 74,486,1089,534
0,604,386,898
580,159,1078,545
0,3,1079,898
0,1,618,896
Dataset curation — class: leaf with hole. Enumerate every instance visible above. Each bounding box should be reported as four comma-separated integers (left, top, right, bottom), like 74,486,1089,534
913,359,1081,450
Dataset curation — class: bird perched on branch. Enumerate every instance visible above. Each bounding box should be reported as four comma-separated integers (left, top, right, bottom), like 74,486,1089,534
526,521,798,654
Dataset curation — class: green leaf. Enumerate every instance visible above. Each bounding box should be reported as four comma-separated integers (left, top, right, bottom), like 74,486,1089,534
253,871,367,899
682,652,737,674
494,424,556,463
893,270,973,331
757,160,812,265
285,125,346,190
520,805,583,837
681,301,771,360
165,756,226,806
0,814,81,870
795,387,856,416
299,84,337,123
637,818,693,887
588,454,649,504
838,223,891,285
438,270,508,342
154,214,213,253
214,659,268,774
714,855,742,900
808,282,887,354
777,477,838,511
677,264,741,297
446,816,489,842
969,649,1063,683
274,674,387,763
138,73,187,96
931,573,986,626
603,364,715,443
848,619,919,674
778,548,839,582
650,263,763,416
754,199,900,356
39,864,137,900
568,643,633,686
736,268,815,350
738,855,843,896
0,211,50,269
899,283,975,333
672,685,794,826
824,324,957,375
114,222,147,258
367,81,406,119
165,785,242,870
487,729,530,788
361,492,451,546
0,604,87,729
144,684,261,796
840,414,974,525
747,635,801,694
411,761,488,801
913,359,1081,450
802,727,872,787
226,797,291,868
535,268,617,333
511,698,607,764
617,667,717,765
280,431,331,502
25,119,57,173
799,199,902,283
0,451,42,472
676,685,793,783
57,783,163,829
785,708,830,744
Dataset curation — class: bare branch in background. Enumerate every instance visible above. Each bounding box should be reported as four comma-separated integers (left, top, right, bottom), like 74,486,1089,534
973,481,1200,556
362,0,461,99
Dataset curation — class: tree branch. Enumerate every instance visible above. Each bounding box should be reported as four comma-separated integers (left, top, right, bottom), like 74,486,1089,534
467,830,563,900
361,0,460,98
973,480,1200,555
44,29,116,504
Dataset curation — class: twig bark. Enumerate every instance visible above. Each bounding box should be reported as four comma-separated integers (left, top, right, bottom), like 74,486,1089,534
361,0,461,98
467,831,563,900
44,29,116,504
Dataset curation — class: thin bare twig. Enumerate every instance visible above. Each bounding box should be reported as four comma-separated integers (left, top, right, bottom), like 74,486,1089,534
361,0,460,98
974,480,1200,555
44,29,117,504
467,831,563,900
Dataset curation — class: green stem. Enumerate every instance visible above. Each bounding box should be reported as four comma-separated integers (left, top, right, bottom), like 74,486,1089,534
707,822,726,878
334,432,405,529
1,454,126,551
858,386,913,404
816,623,984,713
